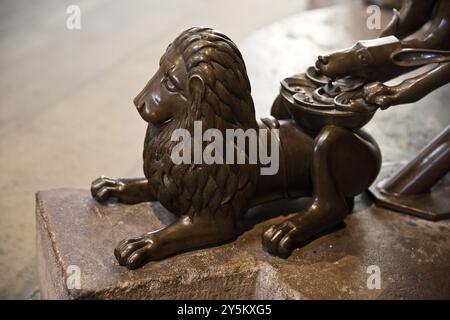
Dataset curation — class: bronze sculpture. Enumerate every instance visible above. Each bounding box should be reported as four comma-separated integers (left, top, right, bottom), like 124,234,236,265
315,0,450,111
273,0,450,220
365,0,450,219
91,0,449,269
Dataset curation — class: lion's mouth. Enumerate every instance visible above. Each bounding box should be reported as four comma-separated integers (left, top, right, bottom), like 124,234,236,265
137,102,145,112
157,117,173,128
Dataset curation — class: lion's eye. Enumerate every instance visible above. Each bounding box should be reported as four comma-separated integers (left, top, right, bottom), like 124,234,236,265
164,77,177,92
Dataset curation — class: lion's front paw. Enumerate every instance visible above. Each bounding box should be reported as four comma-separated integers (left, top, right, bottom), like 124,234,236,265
91,176,124,203
363,82,397,110
262,221,298,257
114,232,164,269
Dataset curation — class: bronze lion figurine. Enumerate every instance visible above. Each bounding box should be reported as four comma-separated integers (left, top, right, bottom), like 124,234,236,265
91,27,381,269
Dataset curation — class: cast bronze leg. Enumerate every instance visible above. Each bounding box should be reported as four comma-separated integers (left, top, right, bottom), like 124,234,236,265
363,62,450,110
114,214,239,269
91,176,155,204
380,0,434,39
370,125,450,220
262,125,381,256
380,125,450,195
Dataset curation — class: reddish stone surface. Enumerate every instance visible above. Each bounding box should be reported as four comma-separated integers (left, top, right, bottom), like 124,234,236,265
36,188,450,299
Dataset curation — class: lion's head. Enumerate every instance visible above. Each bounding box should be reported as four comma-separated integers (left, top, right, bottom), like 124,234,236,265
134,27,257,132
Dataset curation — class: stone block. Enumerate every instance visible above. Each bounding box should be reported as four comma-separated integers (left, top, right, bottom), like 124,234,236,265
36,188,450,299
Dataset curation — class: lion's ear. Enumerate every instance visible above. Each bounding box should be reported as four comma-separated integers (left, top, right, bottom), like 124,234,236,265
188,74,205,102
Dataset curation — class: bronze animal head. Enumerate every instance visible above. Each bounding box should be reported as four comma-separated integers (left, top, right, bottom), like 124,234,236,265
133,27,257,132
315,36,403,81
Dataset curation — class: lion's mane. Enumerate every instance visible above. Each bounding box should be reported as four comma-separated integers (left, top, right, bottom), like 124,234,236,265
144,27,259,220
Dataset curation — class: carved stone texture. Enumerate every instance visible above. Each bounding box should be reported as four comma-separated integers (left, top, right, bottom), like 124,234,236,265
37,189,450,299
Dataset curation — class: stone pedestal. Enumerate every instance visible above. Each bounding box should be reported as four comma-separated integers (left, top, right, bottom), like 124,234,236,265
36,189,450,299
36,0,450,300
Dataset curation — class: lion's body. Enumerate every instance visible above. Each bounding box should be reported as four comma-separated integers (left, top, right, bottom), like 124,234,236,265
92,27,382,269
143,118,258,221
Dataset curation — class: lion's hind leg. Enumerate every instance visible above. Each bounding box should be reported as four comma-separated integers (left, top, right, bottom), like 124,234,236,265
262,125,381,257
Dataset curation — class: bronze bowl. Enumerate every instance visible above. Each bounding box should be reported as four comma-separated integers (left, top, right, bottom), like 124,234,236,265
280,75,376,132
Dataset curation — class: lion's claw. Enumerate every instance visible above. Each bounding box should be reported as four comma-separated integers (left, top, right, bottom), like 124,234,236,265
262,221,298,257
114,233,163,269
91,176,124,203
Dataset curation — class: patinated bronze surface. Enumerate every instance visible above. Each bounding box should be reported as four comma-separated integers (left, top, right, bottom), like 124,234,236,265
275,0,450,220
370,125,450,220
367,0,450,218
92,1,449,269
92,27,381,269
